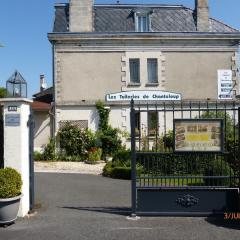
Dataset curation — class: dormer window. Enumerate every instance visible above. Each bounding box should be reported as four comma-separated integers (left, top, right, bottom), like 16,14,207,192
137,15,149,32
134,10,151,32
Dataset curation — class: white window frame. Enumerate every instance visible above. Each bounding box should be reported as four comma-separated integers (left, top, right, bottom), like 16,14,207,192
123,52,163,90
134,12,151,32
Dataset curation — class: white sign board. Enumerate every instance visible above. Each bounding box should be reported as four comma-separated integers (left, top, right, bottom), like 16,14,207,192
106,91,181,102
218,70,233,100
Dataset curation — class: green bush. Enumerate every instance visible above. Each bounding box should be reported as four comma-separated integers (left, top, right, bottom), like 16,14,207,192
95,101,123,158
102,161,113,177
111,167,131,180
0,168,22,199
56,153,83,162
88,147,102,162
113,149,131,163
204,159,234,186
97,127,122,158
102,161,143,180
102,162,131,180
33,151,43,161
58,123,96,158
42,138,56,161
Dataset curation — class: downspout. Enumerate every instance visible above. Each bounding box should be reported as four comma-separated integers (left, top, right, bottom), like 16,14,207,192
238,44,240,95
51,41,56,141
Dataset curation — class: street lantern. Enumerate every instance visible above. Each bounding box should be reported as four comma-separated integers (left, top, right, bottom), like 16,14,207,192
6,70,27,98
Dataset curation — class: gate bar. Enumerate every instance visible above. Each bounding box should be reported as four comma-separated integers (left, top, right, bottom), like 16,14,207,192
130,99,137,217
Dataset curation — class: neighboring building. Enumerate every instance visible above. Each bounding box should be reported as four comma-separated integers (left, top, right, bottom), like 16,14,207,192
32,75,53,151
48,0,240,143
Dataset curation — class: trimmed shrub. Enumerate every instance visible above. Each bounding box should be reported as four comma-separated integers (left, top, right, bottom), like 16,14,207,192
102,161,143,180
0,168,22,199
111,167,131,180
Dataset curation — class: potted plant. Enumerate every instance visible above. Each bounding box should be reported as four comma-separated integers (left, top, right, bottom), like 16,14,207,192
105,154,113,162
0,167,23,225
86,147,103,164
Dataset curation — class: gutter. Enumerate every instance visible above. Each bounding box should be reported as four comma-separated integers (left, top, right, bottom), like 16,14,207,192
48,32,240,42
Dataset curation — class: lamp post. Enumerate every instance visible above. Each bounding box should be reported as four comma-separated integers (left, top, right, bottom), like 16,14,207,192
6,70,27,98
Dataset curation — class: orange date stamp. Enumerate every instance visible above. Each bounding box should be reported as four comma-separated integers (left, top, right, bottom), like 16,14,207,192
224,212,240,220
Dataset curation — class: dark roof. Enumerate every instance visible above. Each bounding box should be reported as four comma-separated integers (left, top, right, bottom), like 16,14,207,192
53,4,238,33
33,87,53,104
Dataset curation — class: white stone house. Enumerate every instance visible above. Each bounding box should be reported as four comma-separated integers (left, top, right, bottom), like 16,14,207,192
46,0,240,148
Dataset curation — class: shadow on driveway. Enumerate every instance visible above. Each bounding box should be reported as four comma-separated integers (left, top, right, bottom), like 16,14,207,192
61,206,131,216
205,216,240,230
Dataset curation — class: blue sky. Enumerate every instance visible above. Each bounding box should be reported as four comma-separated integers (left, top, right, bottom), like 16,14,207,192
0,0,239,97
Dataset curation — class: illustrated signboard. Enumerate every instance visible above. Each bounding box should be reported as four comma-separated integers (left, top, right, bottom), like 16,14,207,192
174,119,223,152
106,91,181,102
218,70,233,100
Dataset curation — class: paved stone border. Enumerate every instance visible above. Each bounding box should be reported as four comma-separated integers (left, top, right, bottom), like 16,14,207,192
34,161,106,175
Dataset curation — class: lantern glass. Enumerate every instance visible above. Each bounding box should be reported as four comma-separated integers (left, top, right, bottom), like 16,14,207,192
6,71,27,98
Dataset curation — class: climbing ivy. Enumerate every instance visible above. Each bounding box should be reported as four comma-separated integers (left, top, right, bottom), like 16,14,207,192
95,101,122,158
96,100,110,131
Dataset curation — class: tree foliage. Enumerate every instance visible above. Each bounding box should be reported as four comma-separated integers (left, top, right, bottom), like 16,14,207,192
0,87,7,98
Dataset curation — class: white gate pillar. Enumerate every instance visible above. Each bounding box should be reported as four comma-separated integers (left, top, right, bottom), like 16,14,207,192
0,98,32,217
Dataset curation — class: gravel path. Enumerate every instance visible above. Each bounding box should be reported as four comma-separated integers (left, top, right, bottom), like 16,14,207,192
34,161,106,175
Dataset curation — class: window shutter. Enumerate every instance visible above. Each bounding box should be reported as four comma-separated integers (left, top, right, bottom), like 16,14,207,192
130,59,140,83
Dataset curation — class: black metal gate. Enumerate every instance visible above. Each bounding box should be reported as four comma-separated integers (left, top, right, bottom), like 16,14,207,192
29,110,35,211
0,106,4,169
130,100,240,216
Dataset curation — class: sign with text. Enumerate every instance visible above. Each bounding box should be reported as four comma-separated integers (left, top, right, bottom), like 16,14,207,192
106,91,181,102
8,106,18,112
174,119,223,153
218,70,233,100
5,114,21,127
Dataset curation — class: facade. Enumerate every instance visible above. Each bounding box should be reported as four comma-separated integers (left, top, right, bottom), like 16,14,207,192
32,76,53,151
48,0,240,143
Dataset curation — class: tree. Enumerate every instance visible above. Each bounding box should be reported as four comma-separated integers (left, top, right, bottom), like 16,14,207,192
0,88,7,98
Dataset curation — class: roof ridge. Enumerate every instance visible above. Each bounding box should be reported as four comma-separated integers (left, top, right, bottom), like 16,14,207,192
94,4,184,8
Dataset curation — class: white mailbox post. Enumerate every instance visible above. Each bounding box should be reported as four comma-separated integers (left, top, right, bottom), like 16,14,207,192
0,98,32,217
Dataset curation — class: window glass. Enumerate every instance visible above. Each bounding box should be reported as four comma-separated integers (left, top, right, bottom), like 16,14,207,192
135,112,141,136
129,59,140,83
147,58,158,83
148,112,158,136
137,15,149,32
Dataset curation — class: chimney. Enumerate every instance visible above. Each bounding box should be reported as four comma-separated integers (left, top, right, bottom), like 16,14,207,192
195,0,209,32
40,74,47,92
69,0,93,32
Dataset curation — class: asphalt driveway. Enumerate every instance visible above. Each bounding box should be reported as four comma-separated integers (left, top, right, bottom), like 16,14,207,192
0,173,240,240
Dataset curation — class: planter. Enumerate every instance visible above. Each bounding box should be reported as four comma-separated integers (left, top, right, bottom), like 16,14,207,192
0,194,22,225
84,160,105,165
105,156,113,162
